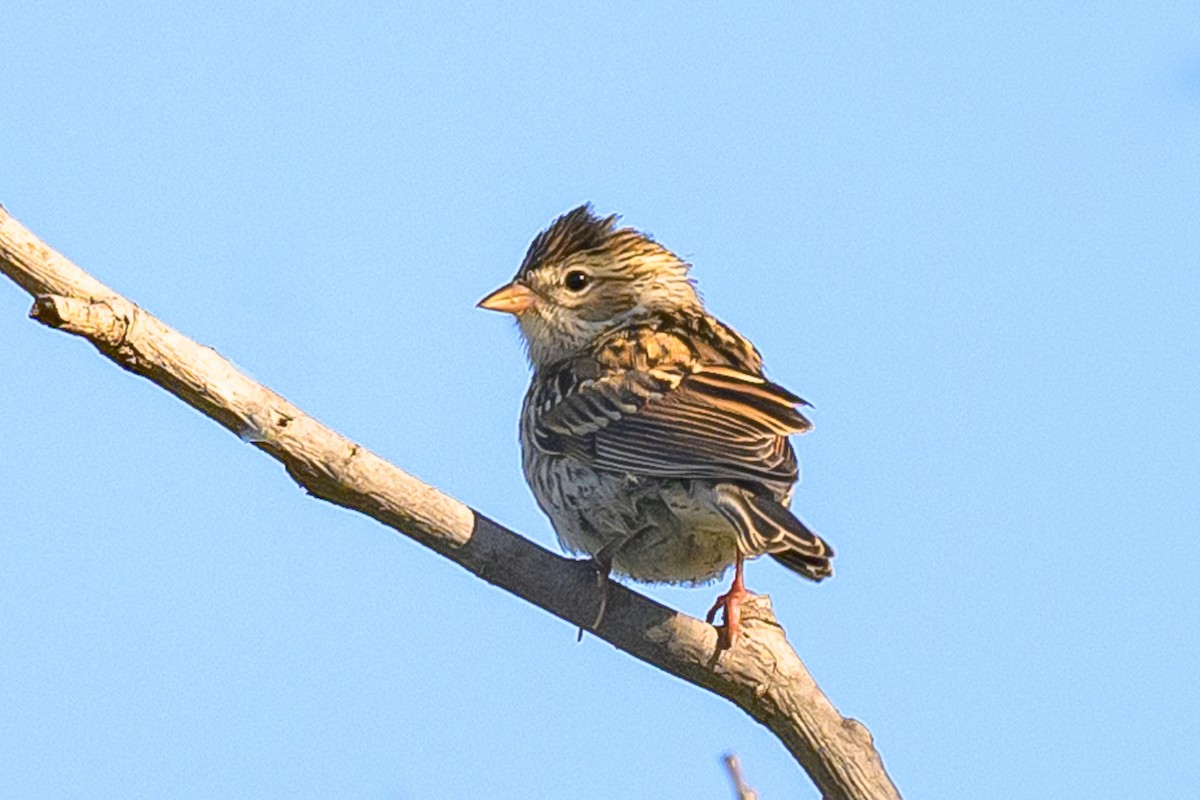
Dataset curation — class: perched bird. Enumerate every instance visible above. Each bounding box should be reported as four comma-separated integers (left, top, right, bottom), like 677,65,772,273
478,204,833,647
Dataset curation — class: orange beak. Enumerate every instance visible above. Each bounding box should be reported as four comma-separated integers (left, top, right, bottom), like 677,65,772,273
477,281,537,315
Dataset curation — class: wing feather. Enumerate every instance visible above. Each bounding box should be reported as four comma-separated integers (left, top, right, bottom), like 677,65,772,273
534,362,810,490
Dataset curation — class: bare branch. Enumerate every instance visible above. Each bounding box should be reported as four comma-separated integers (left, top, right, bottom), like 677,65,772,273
724,752,760,800
0,205,902,800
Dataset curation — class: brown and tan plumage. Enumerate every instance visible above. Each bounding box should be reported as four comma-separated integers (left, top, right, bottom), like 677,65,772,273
479,204,833,647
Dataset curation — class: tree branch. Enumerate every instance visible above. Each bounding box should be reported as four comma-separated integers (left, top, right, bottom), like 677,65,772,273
0,205,901,800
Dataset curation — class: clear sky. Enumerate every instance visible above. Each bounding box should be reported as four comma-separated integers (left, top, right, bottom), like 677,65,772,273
2,3,1198,798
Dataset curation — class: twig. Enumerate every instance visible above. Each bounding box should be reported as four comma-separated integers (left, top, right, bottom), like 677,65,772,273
0,205,902,800
724,752,759,800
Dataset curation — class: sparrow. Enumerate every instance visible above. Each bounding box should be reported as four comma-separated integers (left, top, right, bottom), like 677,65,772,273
478,204,833,647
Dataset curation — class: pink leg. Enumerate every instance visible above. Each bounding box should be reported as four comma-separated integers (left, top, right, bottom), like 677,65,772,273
706,553,749,649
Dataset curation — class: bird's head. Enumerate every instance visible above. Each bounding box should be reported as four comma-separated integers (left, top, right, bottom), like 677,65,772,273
478,204,701,367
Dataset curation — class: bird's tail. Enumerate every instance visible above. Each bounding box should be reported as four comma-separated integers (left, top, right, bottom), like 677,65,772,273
715,486,834,582
770,544,834,582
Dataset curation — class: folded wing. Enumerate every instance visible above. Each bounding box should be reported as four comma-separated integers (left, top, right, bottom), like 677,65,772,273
537,364,810,492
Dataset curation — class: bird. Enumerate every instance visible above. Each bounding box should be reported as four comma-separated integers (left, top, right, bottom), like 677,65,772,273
478,204,833,648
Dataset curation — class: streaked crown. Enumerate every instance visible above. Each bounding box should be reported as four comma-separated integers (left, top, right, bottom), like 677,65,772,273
517,204,695,296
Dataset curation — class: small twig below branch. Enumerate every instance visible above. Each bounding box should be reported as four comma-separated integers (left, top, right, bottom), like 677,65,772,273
724,752,759,800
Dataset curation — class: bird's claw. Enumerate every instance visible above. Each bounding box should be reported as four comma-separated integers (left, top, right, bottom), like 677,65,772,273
707,558,750,649
576,551,613,642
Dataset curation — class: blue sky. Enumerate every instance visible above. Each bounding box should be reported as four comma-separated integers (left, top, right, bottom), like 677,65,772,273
2,3,1198,798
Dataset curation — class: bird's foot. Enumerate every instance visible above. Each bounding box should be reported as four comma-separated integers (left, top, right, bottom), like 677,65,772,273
706,553,750,649
576,549,613,642
706,583,750,649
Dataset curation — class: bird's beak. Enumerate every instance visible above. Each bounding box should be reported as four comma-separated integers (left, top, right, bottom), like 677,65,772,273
477,281,537,315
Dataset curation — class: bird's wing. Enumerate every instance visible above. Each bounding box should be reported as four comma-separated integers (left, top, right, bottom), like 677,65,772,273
535,363,811,488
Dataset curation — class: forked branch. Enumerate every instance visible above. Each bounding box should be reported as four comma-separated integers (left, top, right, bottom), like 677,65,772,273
0,205,901,800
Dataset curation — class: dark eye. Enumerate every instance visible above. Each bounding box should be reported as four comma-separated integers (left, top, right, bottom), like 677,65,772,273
564,270,590,292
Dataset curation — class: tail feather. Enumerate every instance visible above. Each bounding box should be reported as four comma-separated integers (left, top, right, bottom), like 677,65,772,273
714,485,834,582
770,548,834,582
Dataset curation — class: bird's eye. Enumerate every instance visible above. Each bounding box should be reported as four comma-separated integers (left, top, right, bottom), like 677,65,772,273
564,270,590,292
